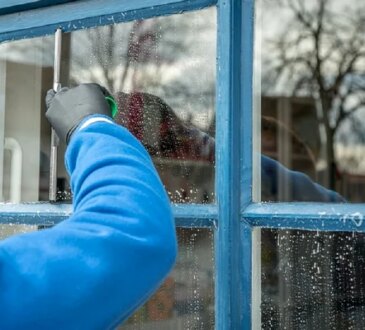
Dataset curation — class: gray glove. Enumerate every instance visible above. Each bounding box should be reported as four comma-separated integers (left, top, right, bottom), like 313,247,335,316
45,83,112,144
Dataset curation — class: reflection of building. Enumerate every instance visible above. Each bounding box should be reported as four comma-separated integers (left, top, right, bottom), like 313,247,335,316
262,96,320,187
336,145,365,202
262,96,365,202
340,173,365,202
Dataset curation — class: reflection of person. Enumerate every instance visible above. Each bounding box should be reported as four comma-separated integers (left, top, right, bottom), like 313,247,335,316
0,84,177,328
261,115,345,202
114,91,344,203
261,155,344,202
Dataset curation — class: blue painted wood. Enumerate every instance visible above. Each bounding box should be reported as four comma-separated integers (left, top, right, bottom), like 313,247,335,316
241,221,252,329
172,204,217,228
0,203,217,228
0,0,216,42
240,0,254,211
0,203,71,225
244,203,365,232
240,0,255,327
215,0,254,328
0,0,73,15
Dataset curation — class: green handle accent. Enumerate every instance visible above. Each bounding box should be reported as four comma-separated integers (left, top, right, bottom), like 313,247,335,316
105,96,118,119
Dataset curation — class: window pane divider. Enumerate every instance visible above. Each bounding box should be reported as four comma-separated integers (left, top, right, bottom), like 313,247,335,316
215,0,254,328
0,203,217,227
244,202,365,232
0,0,73,16
0,203,71,225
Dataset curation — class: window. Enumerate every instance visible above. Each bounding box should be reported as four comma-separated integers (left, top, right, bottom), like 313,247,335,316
0,2,218,328
1,0,364,328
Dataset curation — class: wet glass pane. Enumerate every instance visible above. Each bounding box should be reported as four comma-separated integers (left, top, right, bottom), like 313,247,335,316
259,0,365,202
67,7,217,204
120,228,214,329
0,8,216,203
262,229,365,329
0,224,37,239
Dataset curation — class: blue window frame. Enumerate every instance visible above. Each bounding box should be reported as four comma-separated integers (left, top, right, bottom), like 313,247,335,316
1,0,363,328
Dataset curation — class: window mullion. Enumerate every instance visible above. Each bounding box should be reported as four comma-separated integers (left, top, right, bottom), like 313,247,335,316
244,202,365,232
215,0,254,329
0,203,217,227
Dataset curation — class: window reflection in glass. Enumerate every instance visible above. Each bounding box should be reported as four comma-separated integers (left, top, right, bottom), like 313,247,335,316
259,0,365,202
262,229,365,329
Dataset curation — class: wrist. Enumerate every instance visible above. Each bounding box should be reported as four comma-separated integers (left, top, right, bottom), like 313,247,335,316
68,114,114,143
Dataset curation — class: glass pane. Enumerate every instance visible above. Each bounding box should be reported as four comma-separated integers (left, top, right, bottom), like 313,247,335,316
68,7,217,204
0,36,55,202
0,8,216,203
0,224,37,239
262,229,365,329
121,229,214,329
259,0,365,202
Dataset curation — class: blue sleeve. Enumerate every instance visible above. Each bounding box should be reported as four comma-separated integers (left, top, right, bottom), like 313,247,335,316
0,115,177,329
261,155,345,202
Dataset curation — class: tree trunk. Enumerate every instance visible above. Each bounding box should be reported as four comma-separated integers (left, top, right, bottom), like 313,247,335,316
325,128,337,191
321,94,337,191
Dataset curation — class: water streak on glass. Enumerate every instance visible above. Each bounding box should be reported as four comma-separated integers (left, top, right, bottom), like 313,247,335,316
262,229,365,329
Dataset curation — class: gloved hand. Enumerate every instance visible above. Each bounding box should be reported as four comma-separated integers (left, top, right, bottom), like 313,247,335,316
45,83,112,144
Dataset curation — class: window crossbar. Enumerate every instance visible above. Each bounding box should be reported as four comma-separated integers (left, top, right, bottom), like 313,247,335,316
0,0,216,42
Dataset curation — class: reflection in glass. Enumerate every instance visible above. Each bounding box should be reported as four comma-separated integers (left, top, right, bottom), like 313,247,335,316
260,0,365,202
262,229,365,329
69,7,217,204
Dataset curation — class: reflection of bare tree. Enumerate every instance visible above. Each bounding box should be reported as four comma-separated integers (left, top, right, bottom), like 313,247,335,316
263,0,365,188
70,25,129,91
71,18,182,92
70,11,216,129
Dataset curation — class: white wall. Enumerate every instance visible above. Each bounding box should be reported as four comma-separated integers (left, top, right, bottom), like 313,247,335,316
3,60,42,201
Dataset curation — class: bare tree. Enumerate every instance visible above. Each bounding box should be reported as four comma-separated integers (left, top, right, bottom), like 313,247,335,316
263,0,365,188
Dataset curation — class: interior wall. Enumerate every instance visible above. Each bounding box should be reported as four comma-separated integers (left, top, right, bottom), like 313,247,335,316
4,61,42,201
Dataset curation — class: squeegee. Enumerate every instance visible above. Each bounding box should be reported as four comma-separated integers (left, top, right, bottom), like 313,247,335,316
49,28,62,202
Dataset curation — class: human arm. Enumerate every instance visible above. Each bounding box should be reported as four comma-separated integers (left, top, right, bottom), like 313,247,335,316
0,87,177,329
